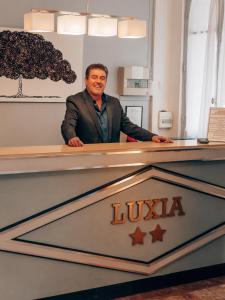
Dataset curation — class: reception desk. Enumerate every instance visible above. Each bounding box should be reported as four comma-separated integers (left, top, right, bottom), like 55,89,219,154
0,141,225,299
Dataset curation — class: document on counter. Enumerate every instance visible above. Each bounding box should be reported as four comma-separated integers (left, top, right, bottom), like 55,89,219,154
207,107,225,142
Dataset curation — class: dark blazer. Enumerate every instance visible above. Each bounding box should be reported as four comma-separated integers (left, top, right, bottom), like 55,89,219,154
61,89,155,144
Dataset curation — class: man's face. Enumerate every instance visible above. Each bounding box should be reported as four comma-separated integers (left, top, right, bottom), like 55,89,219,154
85,68,107,97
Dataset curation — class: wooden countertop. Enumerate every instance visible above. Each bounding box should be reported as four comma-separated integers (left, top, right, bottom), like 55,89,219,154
1,140,225,174
0,140,225,158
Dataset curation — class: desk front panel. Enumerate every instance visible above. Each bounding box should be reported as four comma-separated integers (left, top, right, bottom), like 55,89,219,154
0,159,224,299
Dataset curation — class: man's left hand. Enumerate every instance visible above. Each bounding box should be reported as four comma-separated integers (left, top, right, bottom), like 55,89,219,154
152,135,173,143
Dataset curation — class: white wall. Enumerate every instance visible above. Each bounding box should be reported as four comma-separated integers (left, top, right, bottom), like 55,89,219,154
0,0,153,146
0,0,184,145
151,0,184,137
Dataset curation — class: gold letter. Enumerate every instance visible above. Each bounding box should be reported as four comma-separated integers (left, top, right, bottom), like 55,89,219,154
126,200,144,222
168,196,185,217
144,199,160,220
111,203,126,225
160,198,169,217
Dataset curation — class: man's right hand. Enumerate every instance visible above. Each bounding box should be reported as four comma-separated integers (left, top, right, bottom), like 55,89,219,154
68,137,84,147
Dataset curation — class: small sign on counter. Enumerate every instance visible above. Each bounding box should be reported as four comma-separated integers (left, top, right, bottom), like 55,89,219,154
207,107,225,142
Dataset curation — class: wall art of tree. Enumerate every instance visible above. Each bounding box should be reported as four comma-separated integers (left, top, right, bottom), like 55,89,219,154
0,30,77,98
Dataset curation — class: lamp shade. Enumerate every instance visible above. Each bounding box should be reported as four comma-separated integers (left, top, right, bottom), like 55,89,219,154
24,12,54,32
57,15,87,35
88,17,117,37
118,19,147,38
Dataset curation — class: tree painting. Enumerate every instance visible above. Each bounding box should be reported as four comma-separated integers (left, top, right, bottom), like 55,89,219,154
0,30,77,98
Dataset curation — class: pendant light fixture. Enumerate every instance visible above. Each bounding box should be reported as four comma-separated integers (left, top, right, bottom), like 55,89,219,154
118,18,147,38
24,11,54,32
24,8,147,39
57,15,87,35
88,17,117,37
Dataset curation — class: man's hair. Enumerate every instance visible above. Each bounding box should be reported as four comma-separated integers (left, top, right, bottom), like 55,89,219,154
85,63,108,79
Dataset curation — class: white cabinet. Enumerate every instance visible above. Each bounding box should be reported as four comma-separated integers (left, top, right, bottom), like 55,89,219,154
118,66,151,96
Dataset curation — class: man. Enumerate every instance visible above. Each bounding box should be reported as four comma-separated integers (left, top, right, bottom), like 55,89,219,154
61,63,172,147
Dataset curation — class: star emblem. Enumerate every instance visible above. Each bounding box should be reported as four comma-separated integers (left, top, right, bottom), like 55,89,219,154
150,224,166,242
129,226,146,246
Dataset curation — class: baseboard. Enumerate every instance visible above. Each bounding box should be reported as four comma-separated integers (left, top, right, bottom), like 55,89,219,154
41,263,225,300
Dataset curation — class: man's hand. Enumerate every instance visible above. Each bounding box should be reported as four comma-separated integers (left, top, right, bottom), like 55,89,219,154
68,137,84,147
152,135,173,143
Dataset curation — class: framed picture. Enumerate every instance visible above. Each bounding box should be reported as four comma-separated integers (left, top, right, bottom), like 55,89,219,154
0,27,83,102
125,106,143,127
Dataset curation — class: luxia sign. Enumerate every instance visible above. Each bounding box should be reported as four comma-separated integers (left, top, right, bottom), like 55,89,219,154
111,196,185,225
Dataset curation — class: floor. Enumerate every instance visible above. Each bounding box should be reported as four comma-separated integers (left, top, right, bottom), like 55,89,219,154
116,276,225,300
